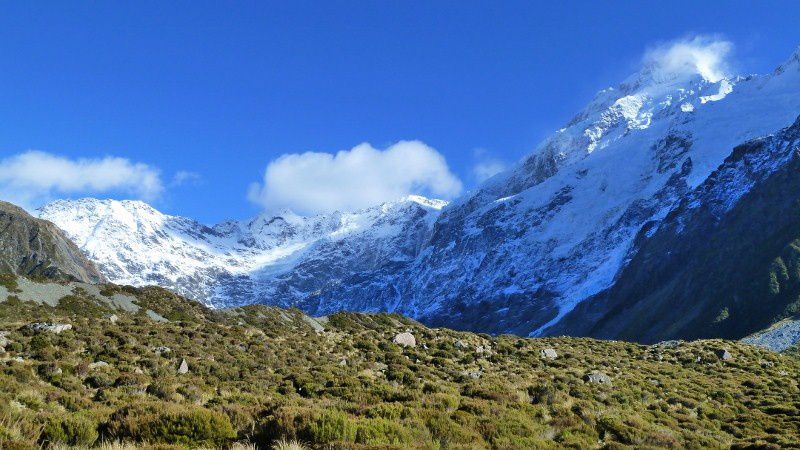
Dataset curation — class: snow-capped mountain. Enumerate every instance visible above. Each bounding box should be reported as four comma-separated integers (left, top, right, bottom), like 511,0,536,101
551,114,800,343
38,195,445,308
304,47,800,336
39,46,800,342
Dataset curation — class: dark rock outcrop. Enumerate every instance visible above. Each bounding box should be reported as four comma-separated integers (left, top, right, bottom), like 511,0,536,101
0,201,103,283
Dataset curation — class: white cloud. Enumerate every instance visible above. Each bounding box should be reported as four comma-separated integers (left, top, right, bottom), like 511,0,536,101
643,36,733,82
248,141,463,215
471,148,508,183
171,170,202,187
473,161,507,182
0,151,164,209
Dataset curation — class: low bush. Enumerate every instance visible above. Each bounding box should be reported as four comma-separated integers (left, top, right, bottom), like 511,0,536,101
40,414,99,446
105,404,236,447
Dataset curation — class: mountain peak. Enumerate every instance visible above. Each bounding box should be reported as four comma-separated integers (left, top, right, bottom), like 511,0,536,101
39,197,164,217
400,195,448,210
774,45,800,74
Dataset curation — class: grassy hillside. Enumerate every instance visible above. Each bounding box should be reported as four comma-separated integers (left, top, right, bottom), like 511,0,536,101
0,276,799,449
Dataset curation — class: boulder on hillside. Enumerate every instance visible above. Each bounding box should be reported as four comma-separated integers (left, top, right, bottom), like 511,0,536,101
392,332,416,348
715,348,732,361
583,371,612,385
0,331,11,351
27,322,72,334
177,359,189,375
89,361,110,370
540,348,558,360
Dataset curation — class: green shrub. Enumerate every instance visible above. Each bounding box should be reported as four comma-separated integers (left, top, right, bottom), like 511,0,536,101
0,274,20,292
106,404,236,447
1,442,37,450
304,409,357,444
354,417,412,445
40,414,99,446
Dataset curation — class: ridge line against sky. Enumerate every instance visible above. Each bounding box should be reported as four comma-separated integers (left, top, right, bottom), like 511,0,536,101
0,2,798,221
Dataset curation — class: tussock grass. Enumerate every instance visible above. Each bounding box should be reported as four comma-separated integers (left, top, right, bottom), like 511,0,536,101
0,277,798,449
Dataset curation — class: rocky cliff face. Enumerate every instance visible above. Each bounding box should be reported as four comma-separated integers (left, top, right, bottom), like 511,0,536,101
0,201,103,283
550,116,800,343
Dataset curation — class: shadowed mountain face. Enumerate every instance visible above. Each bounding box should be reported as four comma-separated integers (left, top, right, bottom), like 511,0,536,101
552,116,800,343
0,201,104,283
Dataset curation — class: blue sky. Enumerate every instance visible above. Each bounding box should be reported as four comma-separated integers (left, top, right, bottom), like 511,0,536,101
0,1,798,222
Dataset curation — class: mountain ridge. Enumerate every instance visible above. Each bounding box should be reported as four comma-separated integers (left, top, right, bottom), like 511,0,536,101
306,45,800,337
36,46,800,343
38,195,446,308
0,200,104,283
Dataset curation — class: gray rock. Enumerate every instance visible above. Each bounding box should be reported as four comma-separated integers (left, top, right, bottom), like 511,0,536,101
392,332,416,348
742,318,800,352
540,348,558,360
583,371,612,385
153,346,172,355
105,314,119,324
339,358,347,366
27,322,72,334
455,340,468,349
715,349,732,361
302,315,326,333
89,361,110,370
177,359,189,375
0,331,11,351
146,309,168,323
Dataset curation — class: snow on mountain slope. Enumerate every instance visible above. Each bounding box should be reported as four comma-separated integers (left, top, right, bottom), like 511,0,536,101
38,196,445,308
306,47,800,336
36,47,800,339
548,115,800,343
